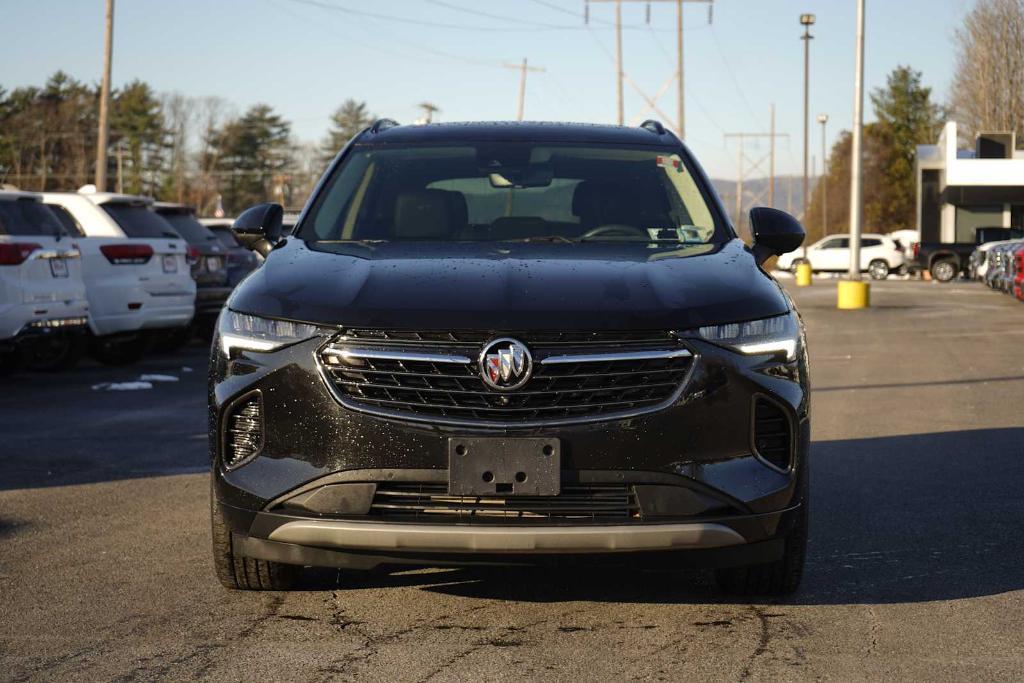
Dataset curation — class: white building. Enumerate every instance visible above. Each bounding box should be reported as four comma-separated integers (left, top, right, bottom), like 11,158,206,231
916,121,1024,243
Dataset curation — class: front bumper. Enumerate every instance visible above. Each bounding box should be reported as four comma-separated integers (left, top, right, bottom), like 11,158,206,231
211,330,810,567
222,496,798,570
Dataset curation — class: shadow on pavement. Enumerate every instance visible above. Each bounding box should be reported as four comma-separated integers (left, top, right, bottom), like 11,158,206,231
296,427,1024,606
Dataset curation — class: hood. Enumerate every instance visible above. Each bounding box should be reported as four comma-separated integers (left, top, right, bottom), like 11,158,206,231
228,238,789,331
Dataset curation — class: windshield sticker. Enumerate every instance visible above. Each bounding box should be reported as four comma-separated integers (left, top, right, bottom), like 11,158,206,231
656,155,685,173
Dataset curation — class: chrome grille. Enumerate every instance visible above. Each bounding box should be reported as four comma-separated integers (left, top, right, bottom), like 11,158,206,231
371,483,640,522
319,330,693,425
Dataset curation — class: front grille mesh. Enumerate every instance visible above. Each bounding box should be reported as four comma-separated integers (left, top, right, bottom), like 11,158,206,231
371,483,640,522
320,330,692,424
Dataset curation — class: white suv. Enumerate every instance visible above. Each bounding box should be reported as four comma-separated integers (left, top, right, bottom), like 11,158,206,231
776,233,905,280
0,191,89,372
42,189,195,364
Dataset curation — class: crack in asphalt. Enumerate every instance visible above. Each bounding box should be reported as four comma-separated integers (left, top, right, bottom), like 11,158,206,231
314,597,495,680
417,608,581,683
738,606,773,680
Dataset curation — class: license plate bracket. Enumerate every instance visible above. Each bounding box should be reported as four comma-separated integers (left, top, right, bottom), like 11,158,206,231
49,258,68,278
448,437,561,496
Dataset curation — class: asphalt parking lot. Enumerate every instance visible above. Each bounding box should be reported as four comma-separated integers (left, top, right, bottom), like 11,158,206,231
2,279,1023,681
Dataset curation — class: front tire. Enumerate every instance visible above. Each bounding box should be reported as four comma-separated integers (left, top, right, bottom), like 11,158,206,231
715,475,808,596
930,259,958,283
24,332,85,372
211,482,297,590
868,259,890,280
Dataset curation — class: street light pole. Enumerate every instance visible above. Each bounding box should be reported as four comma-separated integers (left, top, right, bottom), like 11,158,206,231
818,113,829,234
848,0,865,281
800,13,815,226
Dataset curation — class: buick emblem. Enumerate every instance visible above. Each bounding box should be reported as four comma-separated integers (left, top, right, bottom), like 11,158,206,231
479,337,533,391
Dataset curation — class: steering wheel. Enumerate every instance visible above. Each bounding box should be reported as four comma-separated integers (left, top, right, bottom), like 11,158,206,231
580,224,648,240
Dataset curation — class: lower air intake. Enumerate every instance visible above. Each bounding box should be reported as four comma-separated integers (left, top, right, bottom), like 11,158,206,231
370,483,641,523
753,397,793,471
224,393,262,469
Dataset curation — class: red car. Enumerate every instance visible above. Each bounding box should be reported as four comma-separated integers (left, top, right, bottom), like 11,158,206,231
1013,243,1024,301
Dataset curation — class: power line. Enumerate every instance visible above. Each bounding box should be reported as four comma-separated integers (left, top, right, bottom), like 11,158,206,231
266,0,507,68
709,26,760,128
424,0,576,29
281,0,557,32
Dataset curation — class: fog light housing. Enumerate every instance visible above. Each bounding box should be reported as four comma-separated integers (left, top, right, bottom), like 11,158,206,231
223,392,263,469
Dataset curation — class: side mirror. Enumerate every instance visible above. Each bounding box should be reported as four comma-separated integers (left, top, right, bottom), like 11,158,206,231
232,203,284,257
749,207,805,266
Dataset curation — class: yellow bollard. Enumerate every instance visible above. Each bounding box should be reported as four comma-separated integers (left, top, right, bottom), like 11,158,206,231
837,279,870,309
795,262,813,287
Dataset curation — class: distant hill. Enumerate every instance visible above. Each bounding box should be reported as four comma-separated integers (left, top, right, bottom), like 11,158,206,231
711,175,818,227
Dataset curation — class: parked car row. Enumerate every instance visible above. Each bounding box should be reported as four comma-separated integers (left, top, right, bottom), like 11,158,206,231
909,226,1023,282
0,186,258,374
972,238,1024,301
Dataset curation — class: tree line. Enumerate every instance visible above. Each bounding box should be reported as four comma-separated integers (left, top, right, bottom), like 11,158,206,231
804,0,1024,242
0,71,375,215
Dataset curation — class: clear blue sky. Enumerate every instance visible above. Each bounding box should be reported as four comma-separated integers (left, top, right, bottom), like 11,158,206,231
1,0,967,179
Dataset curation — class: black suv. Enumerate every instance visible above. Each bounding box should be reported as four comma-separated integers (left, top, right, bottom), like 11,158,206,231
211,120,809,595
153,203,232,327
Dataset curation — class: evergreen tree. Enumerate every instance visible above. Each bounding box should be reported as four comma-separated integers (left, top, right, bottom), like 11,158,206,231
870,66,944,232
212,104,292,212
111,80,167,195
804,66,942,240
320,99,373,163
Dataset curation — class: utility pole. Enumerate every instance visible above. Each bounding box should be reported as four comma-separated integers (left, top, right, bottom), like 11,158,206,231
734,136,744,228
676,0,684,138
416,102,440,124
504,59,546,121
769,103,776,206
585,0,712,134
818,113,829,234
615,0,624,124
848,0,865,282
800,13,815,227
95,0,115,190
724,124,790,231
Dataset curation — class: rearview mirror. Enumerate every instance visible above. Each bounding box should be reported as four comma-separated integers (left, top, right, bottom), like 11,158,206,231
232,203,284,257
749,207,805,266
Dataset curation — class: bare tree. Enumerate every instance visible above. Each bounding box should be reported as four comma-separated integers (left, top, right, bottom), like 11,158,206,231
161,92,193,203
194,96,231,214
950,0,1024,142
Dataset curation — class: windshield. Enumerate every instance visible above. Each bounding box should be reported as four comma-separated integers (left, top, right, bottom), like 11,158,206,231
299,143,724,244
158,211,218,243
102,203,180,239
0,199,68,237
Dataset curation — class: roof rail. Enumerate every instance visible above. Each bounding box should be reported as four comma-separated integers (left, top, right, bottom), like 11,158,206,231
639,120,666,135
370,118,400,133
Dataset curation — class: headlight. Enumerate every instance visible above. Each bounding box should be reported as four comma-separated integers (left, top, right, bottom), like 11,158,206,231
683,311,799,361
218,310,325,355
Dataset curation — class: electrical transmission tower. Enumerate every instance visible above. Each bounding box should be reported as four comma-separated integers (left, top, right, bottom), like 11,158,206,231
723,105,789,234
584,0,713,138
